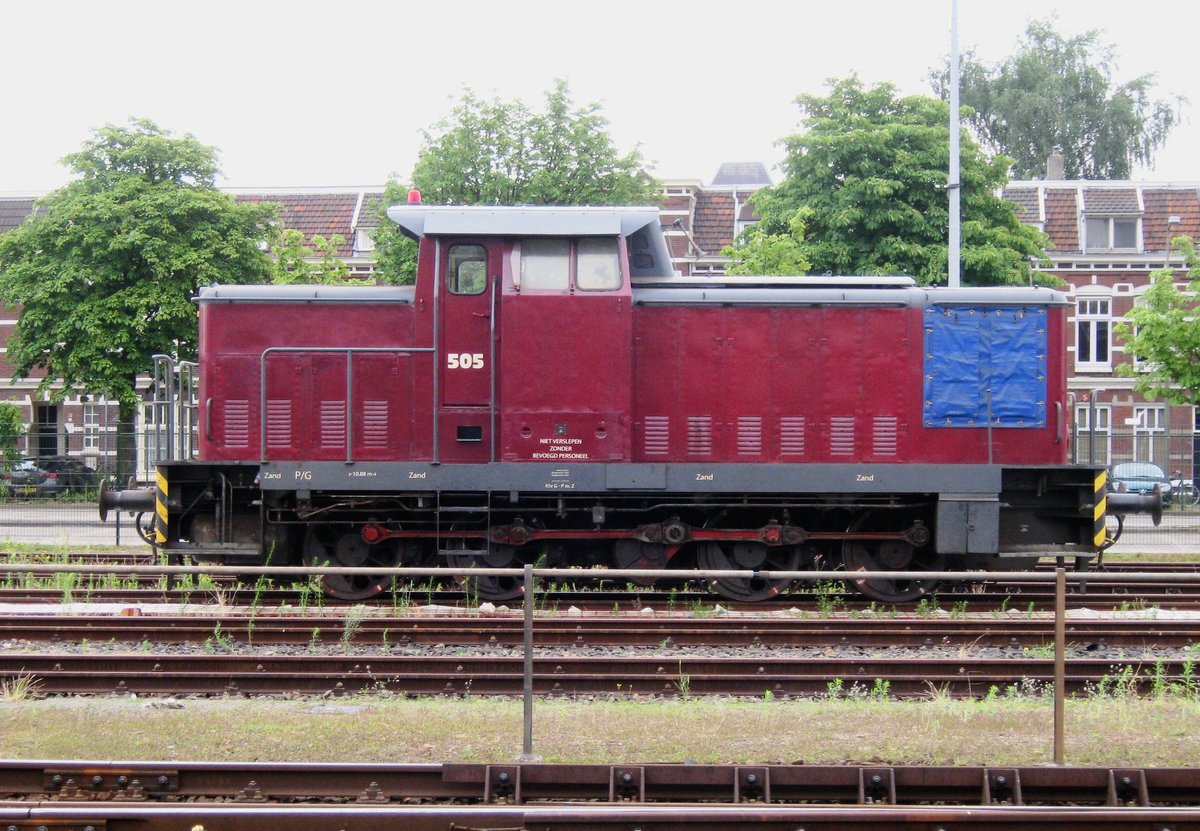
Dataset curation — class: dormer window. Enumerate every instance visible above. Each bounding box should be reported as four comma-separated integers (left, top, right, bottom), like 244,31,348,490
353,228,376,256
1084,216,1139,253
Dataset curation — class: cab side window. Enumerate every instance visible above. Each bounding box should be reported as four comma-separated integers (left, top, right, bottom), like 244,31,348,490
576,238,620,290
517,237,622,291
449,244,487,295
520,239,570,290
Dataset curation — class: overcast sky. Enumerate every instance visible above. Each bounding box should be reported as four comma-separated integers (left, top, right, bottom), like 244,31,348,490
3,0,1195,194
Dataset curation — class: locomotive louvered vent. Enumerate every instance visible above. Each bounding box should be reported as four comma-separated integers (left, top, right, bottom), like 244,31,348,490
643,416,670,456
319,400,346,449
737,416,762,456
779,416,806,456
687,416,713,456
830,416,856,456
872,416,899,456
362,400,389,448
224,400,250,448
266,399,293,448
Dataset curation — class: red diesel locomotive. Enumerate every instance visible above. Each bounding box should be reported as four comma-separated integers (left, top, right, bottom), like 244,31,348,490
104,201,1155,602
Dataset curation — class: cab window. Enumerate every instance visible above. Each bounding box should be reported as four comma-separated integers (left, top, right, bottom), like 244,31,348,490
448,244,486,295
576,238,620,290
520,239,570,290
517,237,622,292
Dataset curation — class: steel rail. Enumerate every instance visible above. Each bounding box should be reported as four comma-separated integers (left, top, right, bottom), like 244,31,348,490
2,760,1200,807
2,653,1193,697
0,614,1197,650
7,802,1200,830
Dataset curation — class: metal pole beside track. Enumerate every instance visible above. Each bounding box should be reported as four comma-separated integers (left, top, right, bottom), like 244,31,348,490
1054,567,1066,765
520,563,538,762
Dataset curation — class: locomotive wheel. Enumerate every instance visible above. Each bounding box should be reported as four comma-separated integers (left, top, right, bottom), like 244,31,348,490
302,525,405,601
696,542,800,602
446,545,528,603
841,510,945,604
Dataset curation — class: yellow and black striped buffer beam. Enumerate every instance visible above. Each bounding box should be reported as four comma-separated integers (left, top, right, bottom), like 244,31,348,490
155,470,168,545
1093,469,1107,547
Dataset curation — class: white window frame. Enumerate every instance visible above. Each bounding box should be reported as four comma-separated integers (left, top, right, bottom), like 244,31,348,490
82,404,101,452
1084,216,1140,253
1132,404,1166,462
1075,296,1112,370
1075,403,1112,465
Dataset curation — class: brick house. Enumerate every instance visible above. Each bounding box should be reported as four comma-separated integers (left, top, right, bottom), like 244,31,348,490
1002,178,1200,476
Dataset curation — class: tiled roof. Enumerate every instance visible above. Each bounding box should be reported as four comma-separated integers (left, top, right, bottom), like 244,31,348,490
711,162,772,186
1001,187,1041,223
354,191,386,230
0,197,35,234
1082,188,1140,215
1043,189,1080,252
692,191,736,255
235,192,359,256
1142,188,1200,252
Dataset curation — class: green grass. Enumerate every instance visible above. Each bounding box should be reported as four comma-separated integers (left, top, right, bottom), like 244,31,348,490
2,697,1198,766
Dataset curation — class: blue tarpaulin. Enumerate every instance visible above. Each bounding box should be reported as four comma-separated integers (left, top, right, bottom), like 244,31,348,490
923,306,1046,428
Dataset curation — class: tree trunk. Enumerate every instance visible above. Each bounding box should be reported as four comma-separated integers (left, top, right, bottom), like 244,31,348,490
116,397,140,485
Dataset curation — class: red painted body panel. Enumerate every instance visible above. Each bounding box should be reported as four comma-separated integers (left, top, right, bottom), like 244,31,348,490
198,298,429,462
196,238,1069,471
632,303,1067,466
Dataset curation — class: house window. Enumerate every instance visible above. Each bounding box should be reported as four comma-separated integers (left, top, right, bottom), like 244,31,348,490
1075,297,1111,369
353,228,376,256
83,405,100,452
1074,403,1111,465
1084,217,1139,252
1133,404,1166,464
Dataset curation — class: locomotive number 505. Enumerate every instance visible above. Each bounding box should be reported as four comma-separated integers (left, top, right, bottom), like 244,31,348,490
447,353,485,369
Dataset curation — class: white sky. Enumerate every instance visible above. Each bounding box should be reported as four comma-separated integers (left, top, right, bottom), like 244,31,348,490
3,0,1196,193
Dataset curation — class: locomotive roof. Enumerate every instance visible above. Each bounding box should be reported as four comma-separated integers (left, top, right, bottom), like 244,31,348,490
385,204,664,239
632,284,1068,307
195,285,415,303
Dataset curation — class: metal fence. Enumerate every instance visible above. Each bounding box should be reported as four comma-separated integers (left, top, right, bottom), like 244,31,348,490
1,428,1199,551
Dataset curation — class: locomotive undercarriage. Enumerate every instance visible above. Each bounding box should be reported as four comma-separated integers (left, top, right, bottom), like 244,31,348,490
119,462,1120,605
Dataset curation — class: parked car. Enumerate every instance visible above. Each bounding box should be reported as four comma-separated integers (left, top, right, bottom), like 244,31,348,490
1110,461,1172,504
1,457,99,498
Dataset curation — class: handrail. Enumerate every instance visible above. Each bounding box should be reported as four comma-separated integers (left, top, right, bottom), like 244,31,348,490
258,346,435,464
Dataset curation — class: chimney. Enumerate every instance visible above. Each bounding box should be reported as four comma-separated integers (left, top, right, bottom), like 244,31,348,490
1046,147,1065,180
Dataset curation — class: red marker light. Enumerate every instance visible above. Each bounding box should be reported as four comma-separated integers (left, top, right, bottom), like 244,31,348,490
407,189,422,203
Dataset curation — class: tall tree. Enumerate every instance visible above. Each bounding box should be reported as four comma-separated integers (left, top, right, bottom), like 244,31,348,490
932,19,1182,180
411,80,658,206
732,76,1048,286
0,119,274,479
1116,237,1200,403
372,81,658,284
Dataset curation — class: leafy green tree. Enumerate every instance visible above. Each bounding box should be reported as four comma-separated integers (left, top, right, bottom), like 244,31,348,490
0,119,275,479
1116,237,1200,403
271,229,364,284
723,210,812,276
0,403,24,468
932,19,1182,180
735,76,1048,286
371,82,657,284
364,180,420,285
410,80,658,206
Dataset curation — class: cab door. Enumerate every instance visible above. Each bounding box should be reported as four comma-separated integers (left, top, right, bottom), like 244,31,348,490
438,241,499,460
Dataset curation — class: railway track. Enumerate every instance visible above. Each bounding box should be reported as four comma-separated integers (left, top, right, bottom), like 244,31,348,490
3,650,1195,697
4,761,1200,829
2,612,1199,649
3,578,1200,611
